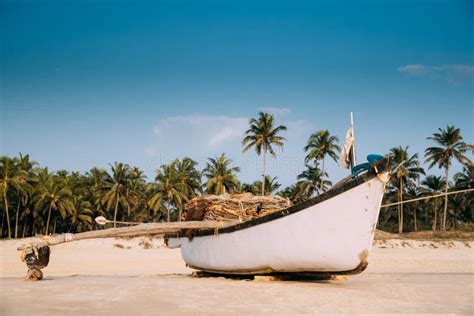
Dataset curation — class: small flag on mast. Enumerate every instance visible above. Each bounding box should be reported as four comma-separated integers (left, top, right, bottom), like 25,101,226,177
340,112,356,169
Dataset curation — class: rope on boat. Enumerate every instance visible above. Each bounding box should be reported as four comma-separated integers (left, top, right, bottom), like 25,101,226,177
380,188,474,208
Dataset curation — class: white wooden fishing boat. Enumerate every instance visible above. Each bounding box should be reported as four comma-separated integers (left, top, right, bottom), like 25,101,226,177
167,157,390,276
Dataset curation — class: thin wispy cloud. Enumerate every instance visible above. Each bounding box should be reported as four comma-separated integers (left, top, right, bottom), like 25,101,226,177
153,115,249,148
258,107,291,116
398,64,474,85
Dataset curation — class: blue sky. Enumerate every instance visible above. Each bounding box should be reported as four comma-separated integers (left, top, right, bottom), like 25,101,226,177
1,0,473,186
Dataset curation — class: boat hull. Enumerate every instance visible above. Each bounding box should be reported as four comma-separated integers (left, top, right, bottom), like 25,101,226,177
173,172,388,275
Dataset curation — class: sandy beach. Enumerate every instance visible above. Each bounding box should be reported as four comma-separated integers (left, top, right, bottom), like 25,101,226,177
1,236,473,315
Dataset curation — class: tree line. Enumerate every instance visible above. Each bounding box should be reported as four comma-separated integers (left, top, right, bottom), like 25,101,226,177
1,112,472,238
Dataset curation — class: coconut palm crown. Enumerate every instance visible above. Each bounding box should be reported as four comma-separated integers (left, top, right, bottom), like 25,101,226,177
251,176,282,196
203,154,240,195
148,163,187,222
296,162,332,199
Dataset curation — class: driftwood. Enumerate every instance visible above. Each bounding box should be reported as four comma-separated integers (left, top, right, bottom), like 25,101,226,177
17,220,239,251
184,193,292,222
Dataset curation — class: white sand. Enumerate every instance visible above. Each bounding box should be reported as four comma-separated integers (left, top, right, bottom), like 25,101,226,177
1,237,473,314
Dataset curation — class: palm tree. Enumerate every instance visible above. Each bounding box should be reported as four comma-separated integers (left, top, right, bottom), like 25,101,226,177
14,154,37,238
421,175,445,231
425,126,471,231
389,146,425,233
251,176,282,196
0,157,29,238
86,167,109,218
148,163,187,221
35,177,74,235
278,184,302,204
69,195,93,232
36,167,52,185
452,163,474,226
239,182,256,194
405,186,424,231
453,163,473,190
101,162,131,228
145,182,169,222
87,167,109,192
304,130,340,193
203,154,240,195
296,163,331,199
174,157,202,199
242,112,287,195
124,167,147,221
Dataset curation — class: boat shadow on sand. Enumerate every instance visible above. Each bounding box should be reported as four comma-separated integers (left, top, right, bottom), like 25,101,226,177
190,271,350,283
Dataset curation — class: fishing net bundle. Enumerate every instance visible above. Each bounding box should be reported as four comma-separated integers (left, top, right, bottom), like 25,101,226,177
184,193,292,222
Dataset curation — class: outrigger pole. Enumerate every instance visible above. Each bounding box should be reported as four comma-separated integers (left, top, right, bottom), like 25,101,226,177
381,188,474,208
17,219,239,280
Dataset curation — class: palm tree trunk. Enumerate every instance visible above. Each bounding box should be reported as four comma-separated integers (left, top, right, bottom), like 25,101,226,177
1,207,4,238
167,209,170,222
27,213,32,237
262,146,267,196
15,201,20,239
398,178,404,234
442,165,450,231
22,217,27,238
320,158,325,193
413,207,417,231
113,192,119,228
125,190,132,223
432,200,437,231
45,204,52,235
3,190,11,239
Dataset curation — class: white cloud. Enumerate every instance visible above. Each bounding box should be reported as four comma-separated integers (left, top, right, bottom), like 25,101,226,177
258,107,291,116
153,115,249,148
397,64,429,76
209,126,243,147
285,119,312,137
398,64,474,84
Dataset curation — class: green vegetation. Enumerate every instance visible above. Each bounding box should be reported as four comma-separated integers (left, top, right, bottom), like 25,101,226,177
389,146,425,233
304,130,340,193
0,116,472,238
424,126,471,231
203,154,240,195
242,112,287,196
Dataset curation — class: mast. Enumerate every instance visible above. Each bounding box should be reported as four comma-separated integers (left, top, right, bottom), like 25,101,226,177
350,112,357,168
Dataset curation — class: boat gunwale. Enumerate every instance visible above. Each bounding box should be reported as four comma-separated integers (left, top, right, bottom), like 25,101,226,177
167,156,390,239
